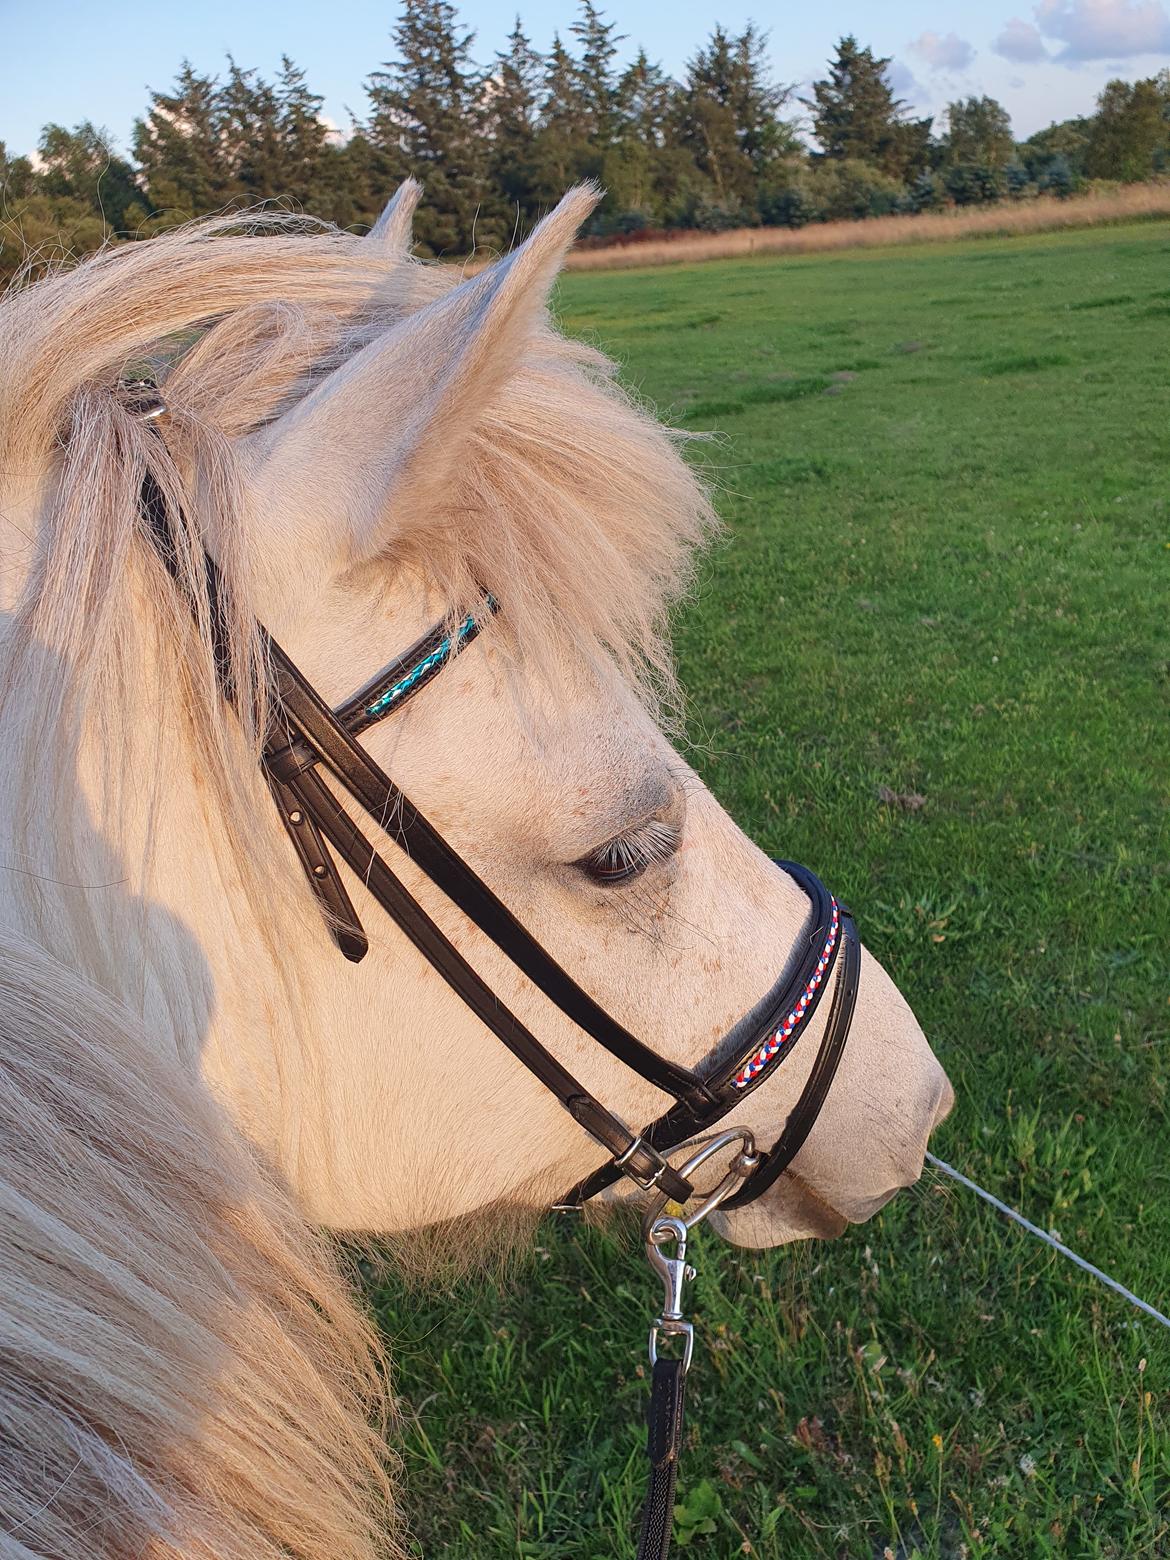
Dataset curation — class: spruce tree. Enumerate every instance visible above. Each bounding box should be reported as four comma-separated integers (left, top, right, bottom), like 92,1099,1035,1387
367,0,501,253
729,24,797,172
610,50,681,218
809,36,928,181
676,26,741,208
569,1,624,159
488,18,545,220
134,63,235,222
675,25,794,217
276,56,330,208
219,59,284,202
535,33,588,198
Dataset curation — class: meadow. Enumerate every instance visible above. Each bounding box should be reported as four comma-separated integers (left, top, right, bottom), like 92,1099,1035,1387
370,219,1170,1558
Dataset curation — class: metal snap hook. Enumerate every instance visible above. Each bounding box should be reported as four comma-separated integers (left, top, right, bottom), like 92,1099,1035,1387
644,1213,696,1371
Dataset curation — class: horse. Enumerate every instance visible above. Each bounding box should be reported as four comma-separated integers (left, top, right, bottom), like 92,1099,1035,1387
0,182,953,1558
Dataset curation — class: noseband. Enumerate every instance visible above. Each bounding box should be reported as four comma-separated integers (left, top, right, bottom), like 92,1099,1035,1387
137,404,861,1556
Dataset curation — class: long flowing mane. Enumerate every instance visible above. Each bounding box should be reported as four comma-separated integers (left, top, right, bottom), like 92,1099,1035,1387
0,932,396,1558
0,217,714,1556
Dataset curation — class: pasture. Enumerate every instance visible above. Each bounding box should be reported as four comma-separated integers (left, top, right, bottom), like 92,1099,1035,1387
371,220,1170,1558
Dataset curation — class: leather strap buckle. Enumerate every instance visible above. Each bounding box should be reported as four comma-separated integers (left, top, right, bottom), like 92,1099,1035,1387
265,736,320,783
615,1136,674,1191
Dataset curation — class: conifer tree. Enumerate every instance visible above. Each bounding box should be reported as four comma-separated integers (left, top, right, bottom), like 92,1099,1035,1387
569,1,624,157
729,24,797,171
488,18,545,218
276,56,331,207
609,50,680,216
219,59,284,202
535,33,588,197
11,3,1170,272
134,63,235,221
809,36,929,181
367,0,501,252
675,24,794,216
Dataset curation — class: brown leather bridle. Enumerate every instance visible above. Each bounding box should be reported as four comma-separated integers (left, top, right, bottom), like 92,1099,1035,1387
139,458,860,1218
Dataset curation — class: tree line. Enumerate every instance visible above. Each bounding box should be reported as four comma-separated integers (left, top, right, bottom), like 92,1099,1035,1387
2,3,1169,284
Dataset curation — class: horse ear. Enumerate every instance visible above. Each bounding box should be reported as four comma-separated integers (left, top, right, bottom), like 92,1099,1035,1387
247,185,598,567
365,178,422,253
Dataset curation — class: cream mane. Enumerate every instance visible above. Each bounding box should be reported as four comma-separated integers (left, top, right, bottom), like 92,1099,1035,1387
0,932,395,1558
0,209,714,988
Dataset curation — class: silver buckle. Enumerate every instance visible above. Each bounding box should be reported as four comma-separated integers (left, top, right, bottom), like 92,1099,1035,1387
614,1134,671,1190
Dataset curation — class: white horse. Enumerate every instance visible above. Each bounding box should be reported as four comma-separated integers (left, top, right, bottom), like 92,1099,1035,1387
0,184,952,1557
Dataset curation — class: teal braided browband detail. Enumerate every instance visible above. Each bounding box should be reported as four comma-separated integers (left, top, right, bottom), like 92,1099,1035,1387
335,594,498,738
363,610,481,720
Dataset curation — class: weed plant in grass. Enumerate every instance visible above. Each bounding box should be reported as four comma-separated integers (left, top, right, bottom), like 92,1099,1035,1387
370,220,1170,1558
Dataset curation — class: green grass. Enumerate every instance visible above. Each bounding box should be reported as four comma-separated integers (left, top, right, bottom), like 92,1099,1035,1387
368,221,1170,1558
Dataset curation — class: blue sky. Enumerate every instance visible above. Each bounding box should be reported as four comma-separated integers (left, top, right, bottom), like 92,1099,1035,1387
3,0,1169,157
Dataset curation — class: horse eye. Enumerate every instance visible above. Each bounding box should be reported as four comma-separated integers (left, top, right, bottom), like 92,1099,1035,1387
576,820,681,886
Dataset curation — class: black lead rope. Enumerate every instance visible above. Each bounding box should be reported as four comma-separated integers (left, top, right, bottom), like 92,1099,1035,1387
638,1359,688,1560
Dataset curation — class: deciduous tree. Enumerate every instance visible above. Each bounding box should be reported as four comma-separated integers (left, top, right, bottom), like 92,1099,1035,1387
941,96,1015,169
1086,77,1166,181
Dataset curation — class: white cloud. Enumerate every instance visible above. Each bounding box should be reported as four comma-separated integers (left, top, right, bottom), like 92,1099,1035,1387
1034,0,1170,60
992,17,1051,60
887,59,928,104
910,30,977,70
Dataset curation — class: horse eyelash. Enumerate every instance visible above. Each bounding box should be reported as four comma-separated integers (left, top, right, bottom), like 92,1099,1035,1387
577,819,682,886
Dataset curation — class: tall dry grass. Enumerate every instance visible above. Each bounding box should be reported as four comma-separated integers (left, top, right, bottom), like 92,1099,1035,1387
565,182,1170,272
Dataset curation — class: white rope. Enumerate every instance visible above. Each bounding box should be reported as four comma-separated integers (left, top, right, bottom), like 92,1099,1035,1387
925,1151,1170,1331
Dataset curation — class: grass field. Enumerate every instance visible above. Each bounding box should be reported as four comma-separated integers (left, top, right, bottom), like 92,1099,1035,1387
369,219,1170,1558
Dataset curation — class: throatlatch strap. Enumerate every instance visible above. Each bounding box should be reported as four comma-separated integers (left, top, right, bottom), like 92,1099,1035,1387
636,1358,688,1560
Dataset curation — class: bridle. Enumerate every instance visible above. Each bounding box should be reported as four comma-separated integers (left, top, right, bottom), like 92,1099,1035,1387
133,388,862,1558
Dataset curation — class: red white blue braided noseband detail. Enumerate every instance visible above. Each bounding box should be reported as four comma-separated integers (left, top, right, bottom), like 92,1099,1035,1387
730,897,841,1088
